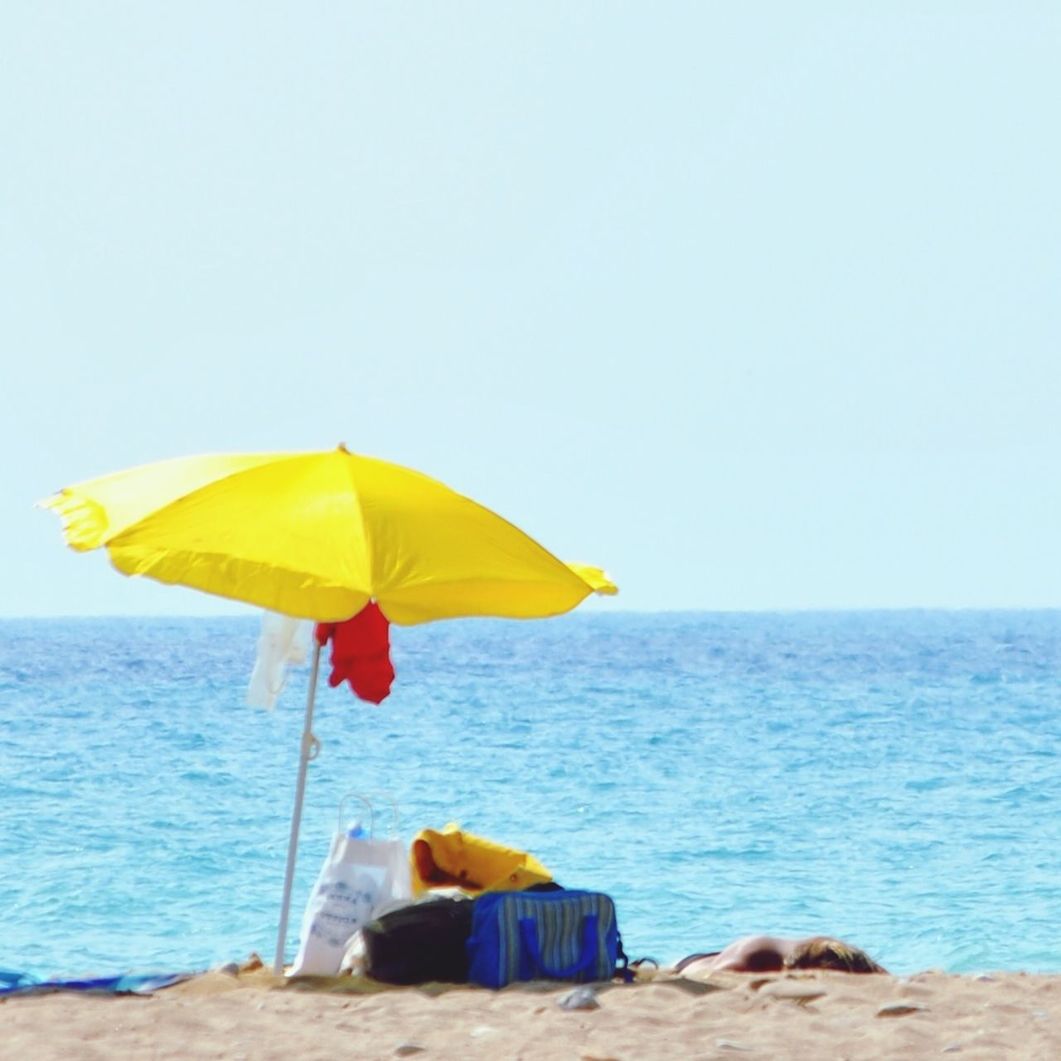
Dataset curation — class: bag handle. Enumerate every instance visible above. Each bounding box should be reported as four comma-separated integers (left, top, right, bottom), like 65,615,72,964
518,914,600,980
338,793,376,836
337,792,401,838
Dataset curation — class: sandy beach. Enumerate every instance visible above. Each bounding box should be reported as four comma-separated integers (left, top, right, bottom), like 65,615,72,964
2,960,1059,1060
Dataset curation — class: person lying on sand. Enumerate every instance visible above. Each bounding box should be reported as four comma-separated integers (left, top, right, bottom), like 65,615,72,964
674,935,887,976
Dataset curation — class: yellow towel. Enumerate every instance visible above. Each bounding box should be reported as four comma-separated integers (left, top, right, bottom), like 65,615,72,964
410,824,552,896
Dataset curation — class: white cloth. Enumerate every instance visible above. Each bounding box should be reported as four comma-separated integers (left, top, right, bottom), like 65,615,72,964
247,611,311,710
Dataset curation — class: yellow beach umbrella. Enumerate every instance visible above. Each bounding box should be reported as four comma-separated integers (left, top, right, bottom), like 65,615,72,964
40,446,617,972
40,446,616,623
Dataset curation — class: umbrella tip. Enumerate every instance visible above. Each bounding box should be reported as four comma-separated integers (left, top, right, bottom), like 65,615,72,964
337,442,349,454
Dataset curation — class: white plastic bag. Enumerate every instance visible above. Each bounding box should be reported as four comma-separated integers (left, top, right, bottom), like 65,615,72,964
289,825,411,977
247,611,311,710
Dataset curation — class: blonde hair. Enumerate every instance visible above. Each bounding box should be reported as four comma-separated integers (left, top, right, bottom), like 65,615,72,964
784,937,887,974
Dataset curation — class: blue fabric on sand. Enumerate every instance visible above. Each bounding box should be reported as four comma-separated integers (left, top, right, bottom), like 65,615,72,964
0,969,192,997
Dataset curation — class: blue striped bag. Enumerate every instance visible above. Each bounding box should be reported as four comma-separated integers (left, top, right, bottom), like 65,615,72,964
466,890,627,988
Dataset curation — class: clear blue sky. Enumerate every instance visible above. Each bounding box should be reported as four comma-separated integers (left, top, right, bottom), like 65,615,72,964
3,4,1058,616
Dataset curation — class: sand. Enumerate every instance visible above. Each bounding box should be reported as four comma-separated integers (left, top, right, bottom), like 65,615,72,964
2,960,1059,1060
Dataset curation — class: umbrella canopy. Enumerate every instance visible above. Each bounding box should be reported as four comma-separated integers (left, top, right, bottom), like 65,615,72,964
40,447,616,623
40,446,617,974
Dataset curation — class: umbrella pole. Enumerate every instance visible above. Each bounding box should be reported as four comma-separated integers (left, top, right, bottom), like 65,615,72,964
273,639,323,976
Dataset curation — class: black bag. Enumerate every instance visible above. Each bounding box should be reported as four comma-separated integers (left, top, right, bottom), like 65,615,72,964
362,897,475,985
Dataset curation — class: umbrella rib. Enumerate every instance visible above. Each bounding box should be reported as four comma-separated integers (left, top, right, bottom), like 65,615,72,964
340,452,376,606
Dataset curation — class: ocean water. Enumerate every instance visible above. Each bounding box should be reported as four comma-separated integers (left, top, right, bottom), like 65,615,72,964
2,611,1060,980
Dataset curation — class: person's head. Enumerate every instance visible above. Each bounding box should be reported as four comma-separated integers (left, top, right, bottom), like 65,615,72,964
784,937,887,974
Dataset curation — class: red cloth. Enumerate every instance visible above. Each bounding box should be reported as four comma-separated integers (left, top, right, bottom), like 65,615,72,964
315,602,395,704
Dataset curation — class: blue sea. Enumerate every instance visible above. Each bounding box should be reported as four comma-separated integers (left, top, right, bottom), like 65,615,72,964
3,611,1060,980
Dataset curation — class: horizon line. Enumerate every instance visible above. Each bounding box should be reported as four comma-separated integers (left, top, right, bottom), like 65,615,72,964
3,604,1061,621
